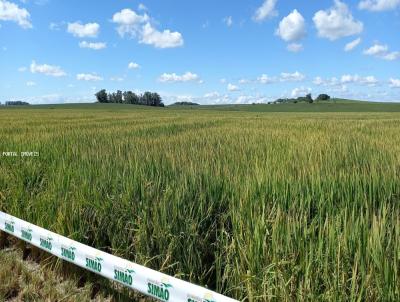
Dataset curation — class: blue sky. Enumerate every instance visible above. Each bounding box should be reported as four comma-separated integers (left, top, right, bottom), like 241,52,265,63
0,0,399,104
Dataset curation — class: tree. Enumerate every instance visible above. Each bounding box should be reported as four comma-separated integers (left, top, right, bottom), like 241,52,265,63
95,89,164,107
306,93,313,103
123,91,139,104
316,94,330,101
5,101,30,106
141,91,152,106
95,89,108,103
115,90,123,103
150,92,163,106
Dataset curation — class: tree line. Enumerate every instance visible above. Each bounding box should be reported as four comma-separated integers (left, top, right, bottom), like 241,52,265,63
95,89,164,107
1,101,30,106
272,94,331,104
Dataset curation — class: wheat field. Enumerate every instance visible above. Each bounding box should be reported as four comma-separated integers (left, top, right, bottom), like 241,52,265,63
0,104,399,301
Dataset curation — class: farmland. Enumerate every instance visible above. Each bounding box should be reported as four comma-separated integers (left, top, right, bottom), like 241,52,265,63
1,103,400,301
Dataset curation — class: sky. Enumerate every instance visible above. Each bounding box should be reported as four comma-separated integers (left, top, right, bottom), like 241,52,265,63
0,0,399,105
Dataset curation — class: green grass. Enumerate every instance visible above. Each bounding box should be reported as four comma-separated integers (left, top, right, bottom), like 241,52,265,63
0,103,399,301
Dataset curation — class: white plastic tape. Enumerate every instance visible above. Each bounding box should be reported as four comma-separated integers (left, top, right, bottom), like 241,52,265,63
0,211,238,302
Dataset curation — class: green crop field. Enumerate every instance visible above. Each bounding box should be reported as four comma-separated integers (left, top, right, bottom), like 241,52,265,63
1,103,400,301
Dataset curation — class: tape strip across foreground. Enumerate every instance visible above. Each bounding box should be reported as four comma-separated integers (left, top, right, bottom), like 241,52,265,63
0,211,238,302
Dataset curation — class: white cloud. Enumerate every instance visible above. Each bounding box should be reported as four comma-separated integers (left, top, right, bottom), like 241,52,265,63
76,73,103,81
313,76,324,86
18,66,27,72
287,43,303,52
257,74,274,84
238,78,250,84
291,87,312,98
26,81,36,86
67,22,99,38
359,0,400,11
383,52,400,60
0,0,32,28
227,83,240,91
364,43,388,55
280,71,305,81
223,16,233,27
204,91,220,98
220,78,227,84
140,22,183,48
112,8,149,37
112,8,183,48
363,43,400,60
128,62,140,69
159,72,201,83
253,0,278,22
276,9,306,42
313,0,363,40
341,74,379,86
389,78,400,88
344,37,361,51
49,22,62,31
79,41,106,50
138,3,147,11
30,60,66,77
361,76,379,85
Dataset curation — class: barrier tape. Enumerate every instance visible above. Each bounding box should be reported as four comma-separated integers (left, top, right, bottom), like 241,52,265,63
0,211,238,302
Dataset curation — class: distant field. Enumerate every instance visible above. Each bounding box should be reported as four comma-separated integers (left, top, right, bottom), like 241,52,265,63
1,103,399,301
5,99,400,113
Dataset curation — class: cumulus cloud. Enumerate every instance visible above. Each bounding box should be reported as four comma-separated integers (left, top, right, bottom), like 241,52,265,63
0,0,32,28
315,75,378,86
313,0,363,40
30,61,66,77
313,76,340,86
227,83,240,91
287,43,303,52
280,71,305,81
359,0,400,11
26,81,36,86
344,37,361,51
18,66,27,72
128,62,140,69
276,9,306,42
112,8,183,48
291,87,312,98
363,43,400,60
112,8,149,37
253,0,278,22
159,72,201,83
67,22,99,38
257,74,274,84
76,73,103,81
389,78,400,88
341,74,378,86
140,22,183,48
79,41,106,50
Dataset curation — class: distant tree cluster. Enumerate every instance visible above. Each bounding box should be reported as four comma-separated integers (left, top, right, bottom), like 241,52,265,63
272,94,331,104
95,89,164,107
4,101,30,106
316,94,331,101
172,101,199,106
